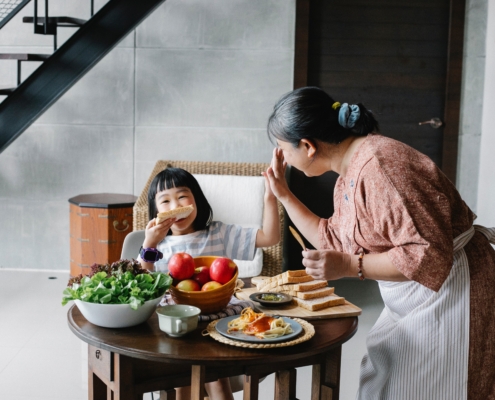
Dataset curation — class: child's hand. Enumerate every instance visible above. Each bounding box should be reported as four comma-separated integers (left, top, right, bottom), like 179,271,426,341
143,217,176,248
263,147,290,201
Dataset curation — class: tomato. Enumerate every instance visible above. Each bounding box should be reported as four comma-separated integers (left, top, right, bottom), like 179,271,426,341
168,252,195,280
209,257,236,284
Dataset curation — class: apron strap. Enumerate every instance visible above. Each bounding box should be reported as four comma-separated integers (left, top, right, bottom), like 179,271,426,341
453,226,475,253
474,225,495,244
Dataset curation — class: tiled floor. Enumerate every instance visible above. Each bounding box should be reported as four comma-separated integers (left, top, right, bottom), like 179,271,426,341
0,270,384,400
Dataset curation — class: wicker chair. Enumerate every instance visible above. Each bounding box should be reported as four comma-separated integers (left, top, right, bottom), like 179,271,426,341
133,160,285,277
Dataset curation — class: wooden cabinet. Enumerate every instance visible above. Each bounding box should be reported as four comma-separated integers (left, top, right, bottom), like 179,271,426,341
69,193,137,277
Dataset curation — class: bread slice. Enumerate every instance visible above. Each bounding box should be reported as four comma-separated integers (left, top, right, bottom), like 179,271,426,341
290,280,328,292
255,270,308,286
294,294,346,311
296,286,334,299
285,269,308,277
256,270,314,290
259,279,328,293
156,205,194,224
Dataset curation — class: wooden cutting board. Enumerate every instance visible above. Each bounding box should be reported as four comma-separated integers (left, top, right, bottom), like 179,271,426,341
235,287,362,320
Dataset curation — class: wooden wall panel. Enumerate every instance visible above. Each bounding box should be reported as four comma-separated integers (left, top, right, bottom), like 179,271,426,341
288,0,465,269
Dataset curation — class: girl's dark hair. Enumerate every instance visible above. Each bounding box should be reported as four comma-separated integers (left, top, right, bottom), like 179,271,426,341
267,86,379,148
147,167,212,233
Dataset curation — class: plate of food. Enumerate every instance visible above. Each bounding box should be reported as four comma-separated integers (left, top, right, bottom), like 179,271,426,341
215,307,303,343
249,292,293,307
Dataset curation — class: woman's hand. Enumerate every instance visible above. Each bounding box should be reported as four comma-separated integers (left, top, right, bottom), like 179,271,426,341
143,217,176,248
264,147,290,201
302,249,352,281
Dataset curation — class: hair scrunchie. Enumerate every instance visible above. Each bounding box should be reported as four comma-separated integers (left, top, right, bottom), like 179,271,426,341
338,103,360,129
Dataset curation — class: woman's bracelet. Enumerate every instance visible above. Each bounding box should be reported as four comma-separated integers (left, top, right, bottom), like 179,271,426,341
358,252,365,280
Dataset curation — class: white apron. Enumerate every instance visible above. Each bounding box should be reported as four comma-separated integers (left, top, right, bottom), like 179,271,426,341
357,225,495,400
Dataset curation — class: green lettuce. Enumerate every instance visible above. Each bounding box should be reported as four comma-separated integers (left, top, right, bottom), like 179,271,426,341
62,260,172,310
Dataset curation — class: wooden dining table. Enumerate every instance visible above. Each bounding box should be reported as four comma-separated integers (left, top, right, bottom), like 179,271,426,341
67,300,358,400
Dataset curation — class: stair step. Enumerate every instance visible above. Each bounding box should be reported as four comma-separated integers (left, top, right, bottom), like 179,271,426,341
0,54,51,61
0,88,16,95
23,16,87,28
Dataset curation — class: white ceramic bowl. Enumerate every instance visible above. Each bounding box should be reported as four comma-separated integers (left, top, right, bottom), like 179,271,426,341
74,297,162,328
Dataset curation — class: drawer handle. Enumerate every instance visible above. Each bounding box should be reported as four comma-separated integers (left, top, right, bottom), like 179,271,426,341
113,220,129,232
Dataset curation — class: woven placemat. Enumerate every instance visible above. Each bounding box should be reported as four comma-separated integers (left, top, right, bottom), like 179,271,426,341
203,318,315,349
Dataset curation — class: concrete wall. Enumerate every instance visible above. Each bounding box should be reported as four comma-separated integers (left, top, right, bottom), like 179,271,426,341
0,0,295,270
476,0,495,226
457,0,488,210
0,0,492,271
457,0,495,227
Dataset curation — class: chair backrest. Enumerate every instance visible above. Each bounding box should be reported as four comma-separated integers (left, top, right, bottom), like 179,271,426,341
121,230,146,261
132,160,284,277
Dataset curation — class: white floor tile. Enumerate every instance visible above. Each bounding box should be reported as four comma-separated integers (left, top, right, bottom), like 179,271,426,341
0,347,22,374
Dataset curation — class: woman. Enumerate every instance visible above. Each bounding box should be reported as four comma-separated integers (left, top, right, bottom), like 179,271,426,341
264,86,495,399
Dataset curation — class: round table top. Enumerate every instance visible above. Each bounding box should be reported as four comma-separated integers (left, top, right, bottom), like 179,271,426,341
68,305,358,367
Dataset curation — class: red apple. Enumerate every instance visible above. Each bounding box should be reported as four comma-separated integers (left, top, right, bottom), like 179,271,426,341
192,266,211,287
176,279,200,291
209,257,236,284
168,252,195,280
201,281,223,291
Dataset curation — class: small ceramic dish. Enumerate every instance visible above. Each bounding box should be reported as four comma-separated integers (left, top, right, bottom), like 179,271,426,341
249,292,293,307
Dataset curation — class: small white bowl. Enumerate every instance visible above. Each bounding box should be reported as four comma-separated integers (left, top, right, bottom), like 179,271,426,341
74,297,162,328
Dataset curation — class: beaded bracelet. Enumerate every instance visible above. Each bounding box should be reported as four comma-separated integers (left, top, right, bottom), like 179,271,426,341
358,252,365,280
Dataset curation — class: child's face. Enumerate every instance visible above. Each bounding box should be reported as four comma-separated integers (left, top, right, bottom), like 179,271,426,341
155,186,198,235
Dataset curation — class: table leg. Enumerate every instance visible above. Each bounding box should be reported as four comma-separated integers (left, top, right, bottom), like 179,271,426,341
88,368,107,400
243,373,260,400
190,365,206,400
112,354,141,400
311,346,342,400
160,389,177,400
274,368,297,400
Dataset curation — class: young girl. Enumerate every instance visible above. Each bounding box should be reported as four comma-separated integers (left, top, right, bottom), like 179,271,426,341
138,166,280,400
138,166,280,273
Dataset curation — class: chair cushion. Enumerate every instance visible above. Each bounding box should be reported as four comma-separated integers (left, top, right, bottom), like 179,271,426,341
194,174,265,277
194,174,265,227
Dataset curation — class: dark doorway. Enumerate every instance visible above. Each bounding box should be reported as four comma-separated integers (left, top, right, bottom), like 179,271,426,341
285,0,465,270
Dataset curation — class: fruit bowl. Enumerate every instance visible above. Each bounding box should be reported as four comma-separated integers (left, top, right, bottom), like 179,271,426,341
74,296,162,328
169,256,238,314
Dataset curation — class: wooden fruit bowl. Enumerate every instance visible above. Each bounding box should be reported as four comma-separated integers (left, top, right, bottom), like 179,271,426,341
168,256,238,314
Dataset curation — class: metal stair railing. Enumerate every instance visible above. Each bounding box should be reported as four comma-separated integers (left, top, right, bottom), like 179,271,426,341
0,0,92,95
0,0,167,154
25,0,89,50
0,0,31,30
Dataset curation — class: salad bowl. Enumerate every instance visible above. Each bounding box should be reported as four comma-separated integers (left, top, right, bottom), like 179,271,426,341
74,297,162,328
63,259,172,328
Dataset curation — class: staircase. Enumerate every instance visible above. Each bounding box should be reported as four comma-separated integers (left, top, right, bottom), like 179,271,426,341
0,0,167,154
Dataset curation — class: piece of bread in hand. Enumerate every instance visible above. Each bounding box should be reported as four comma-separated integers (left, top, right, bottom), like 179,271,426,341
294,294,346,311
156,205,194,224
